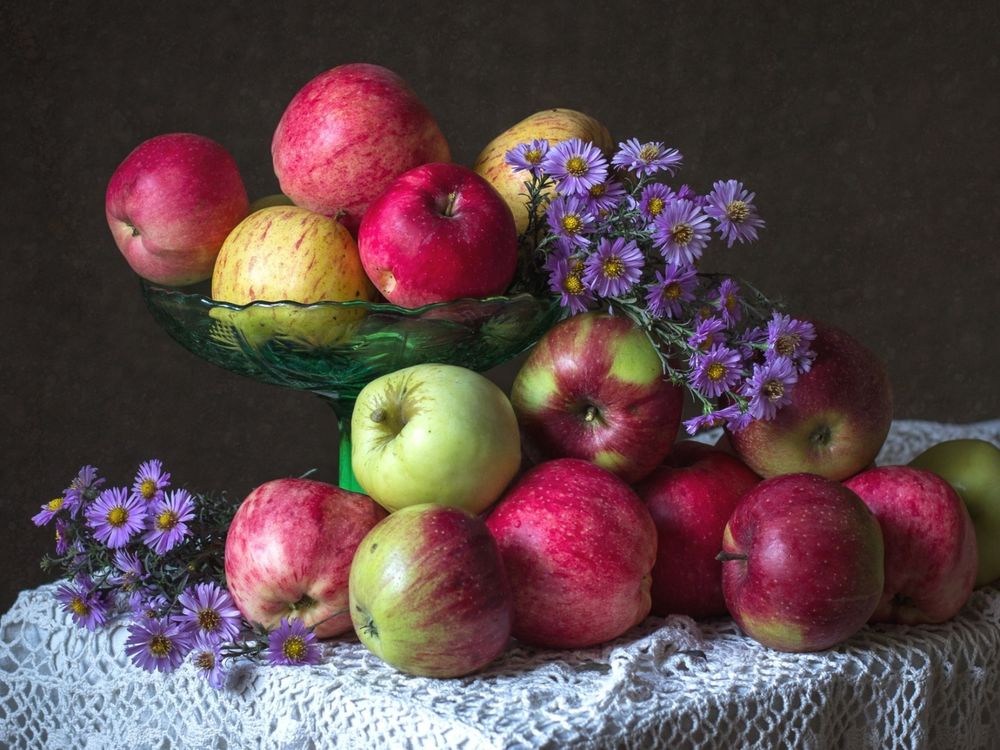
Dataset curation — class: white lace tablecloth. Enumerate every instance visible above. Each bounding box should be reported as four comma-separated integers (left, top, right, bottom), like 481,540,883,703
2,420,999,750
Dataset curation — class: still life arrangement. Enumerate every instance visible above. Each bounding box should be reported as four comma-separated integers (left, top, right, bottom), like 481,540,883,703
32,63,1000,689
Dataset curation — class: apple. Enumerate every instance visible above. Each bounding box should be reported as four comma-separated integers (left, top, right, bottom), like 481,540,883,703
637,448,760,618
224,478,387,638
720,473,884,652
351,363,521,514
728,321,893,480
356,162,518,307
272,63,450,233
473,108,613,235
106,132,249,285
510,312,684,484
349,503,512,678
485,458,657,648
910,438,1000,586
210,205,378,347
844,465,977,623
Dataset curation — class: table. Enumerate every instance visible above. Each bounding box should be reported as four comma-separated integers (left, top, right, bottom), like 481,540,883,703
2,420,999,749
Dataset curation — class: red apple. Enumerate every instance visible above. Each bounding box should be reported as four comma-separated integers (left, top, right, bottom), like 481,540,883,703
224,478,387,638
844,465,977,623
728,321,893,480
349,504,512,678
486,459,657,649
637,449,760,618
356,162,518,306
106,132,249,285
720,473,884,652
271,63,450,233
510,312,684,484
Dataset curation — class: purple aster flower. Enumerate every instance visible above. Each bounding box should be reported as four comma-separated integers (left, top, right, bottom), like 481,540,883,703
132,593,170,622
504,139,550,176
110,548,147,593
540,138,609,196
545,195,596,248
582,237,644,297
714,278,744,326
85,487,147,549
742,356,798,420
683,404,753,435
54,519,70,555
585,179,627,215
675,184,706,206
125,616,192,673
190,634,227,690
611,138,683,177
263,618,322,667
547,255,595,315
766,313,817,372
176,582,243,643
645,264,698,318
143,489,196,555
651,199,712,266
689,344,745,398
637,183,676,221
131,459,170,504
63,465,105,518
687,316,728,352
55,577,110,631
704,179,765,247
32,496,68,527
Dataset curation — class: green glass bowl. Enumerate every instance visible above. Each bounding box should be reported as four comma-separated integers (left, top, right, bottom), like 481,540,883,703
140,280,562,490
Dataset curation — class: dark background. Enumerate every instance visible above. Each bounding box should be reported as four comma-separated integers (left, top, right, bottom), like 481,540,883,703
2,1,998,612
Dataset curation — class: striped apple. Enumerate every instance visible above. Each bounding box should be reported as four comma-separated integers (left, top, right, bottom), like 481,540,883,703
224,478,387,638
472,108,613,235
349,504,512,678
510,312,683,484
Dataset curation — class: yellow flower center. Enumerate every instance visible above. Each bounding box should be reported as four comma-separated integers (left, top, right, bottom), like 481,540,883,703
524,148,542,165
55,528,62,544
706,363,727,381
149,634,173,658
588,183,606,197
601,256,625,279
670,223,694,245
565,156,587,177
198,608,222,632
107,507,128,528
195,651,216,671
70,596,90,617
639,143,661,161
647,197,665,216
562,274,585,296
726,200,749,222
560,214,582,234
156,510,179,531
47,497,64,512
724,294,738,313
775,334,799,357
663,282,682,300
283,636,307,662
140,479,158,500
763,379,785,400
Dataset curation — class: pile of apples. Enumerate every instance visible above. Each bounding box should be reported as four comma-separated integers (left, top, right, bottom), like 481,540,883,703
106,63,1000,678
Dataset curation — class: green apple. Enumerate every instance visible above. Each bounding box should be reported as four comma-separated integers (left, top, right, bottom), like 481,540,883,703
351,364,521,513
910,438,1000,587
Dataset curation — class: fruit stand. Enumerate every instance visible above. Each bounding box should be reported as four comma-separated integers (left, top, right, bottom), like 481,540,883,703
3,420,998,750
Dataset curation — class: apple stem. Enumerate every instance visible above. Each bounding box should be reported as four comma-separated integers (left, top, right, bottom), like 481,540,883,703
370,408,386,424
125,220,140,237
716,551,748,562
440,191,459,217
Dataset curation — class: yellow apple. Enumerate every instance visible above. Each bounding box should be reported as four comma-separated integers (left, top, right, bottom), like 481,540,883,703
472,108,613,235
210,205,377,348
